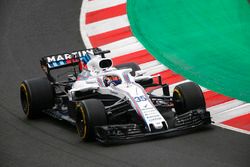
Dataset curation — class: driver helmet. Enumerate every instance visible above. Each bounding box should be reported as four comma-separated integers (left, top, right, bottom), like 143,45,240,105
104,75,122,86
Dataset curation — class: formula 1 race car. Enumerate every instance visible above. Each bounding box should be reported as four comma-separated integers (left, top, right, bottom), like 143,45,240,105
20,48,211,144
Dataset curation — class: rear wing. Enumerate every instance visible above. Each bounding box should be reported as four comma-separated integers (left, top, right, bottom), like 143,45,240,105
40,50,91,70
40,48,110,71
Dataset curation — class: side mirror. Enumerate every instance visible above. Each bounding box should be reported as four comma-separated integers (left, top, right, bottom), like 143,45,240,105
135,70,146,77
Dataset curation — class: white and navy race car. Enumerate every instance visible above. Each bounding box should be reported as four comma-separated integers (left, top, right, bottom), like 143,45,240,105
20,48,211,144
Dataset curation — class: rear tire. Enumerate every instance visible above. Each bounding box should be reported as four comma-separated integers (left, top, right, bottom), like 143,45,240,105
20,77,55,119
173,82,205,115
75,99,107,141
115,62,140,76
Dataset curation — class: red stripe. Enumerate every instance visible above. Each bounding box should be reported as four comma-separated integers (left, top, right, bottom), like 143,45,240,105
86,3,126,24
146,70,185,92
66,59,71,64
153,70,185,85
222,113,250,131
204,91,233,108
146,73,233,108
112,50,155,66
146,87,233,108
89,26,132,47
146,69,185,92
145,86,160,93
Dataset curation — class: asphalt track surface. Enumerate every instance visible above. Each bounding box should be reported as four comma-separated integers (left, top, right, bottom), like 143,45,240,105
0,1,249,167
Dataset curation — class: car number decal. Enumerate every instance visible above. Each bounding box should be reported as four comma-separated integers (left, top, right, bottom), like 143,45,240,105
134,95,147,102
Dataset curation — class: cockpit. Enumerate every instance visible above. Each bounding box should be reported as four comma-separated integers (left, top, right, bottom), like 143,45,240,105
103,75,122,86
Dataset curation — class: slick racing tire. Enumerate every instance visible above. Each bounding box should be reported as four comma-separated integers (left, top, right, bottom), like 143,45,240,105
115,62,141,76
20,77,55,119
173,82,206,115
76,99,107,141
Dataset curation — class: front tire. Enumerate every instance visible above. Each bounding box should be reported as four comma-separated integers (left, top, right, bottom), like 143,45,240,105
20,77,55,119
75,99,107,141
173,82,206,115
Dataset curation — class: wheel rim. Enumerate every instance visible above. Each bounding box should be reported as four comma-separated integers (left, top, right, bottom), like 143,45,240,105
20,83,30,116
76,105,87,139
173,88,185,114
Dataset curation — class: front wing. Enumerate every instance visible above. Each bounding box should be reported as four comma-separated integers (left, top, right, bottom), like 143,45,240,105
95,109,211,144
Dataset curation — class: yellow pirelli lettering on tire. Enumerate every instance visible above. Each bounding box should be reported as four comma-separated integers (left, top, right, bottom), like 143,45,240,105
76,104,87,139
174,89,182,97
20,83,30,116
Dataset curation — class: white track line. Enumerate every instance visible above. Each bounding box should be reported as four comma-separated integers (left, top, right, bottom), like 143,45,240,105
144,64,168,76
212,104,250,123
103,43,145,59
100,37,145,58
86,0,127,13
140,60,162,70
86,15,129,36
215,124,250,135
208,99,245,115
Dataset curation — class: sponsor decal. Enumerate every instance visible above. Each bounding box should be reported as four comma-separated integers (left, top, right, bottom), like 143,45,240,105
47,51,92,63
45,50,93,69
